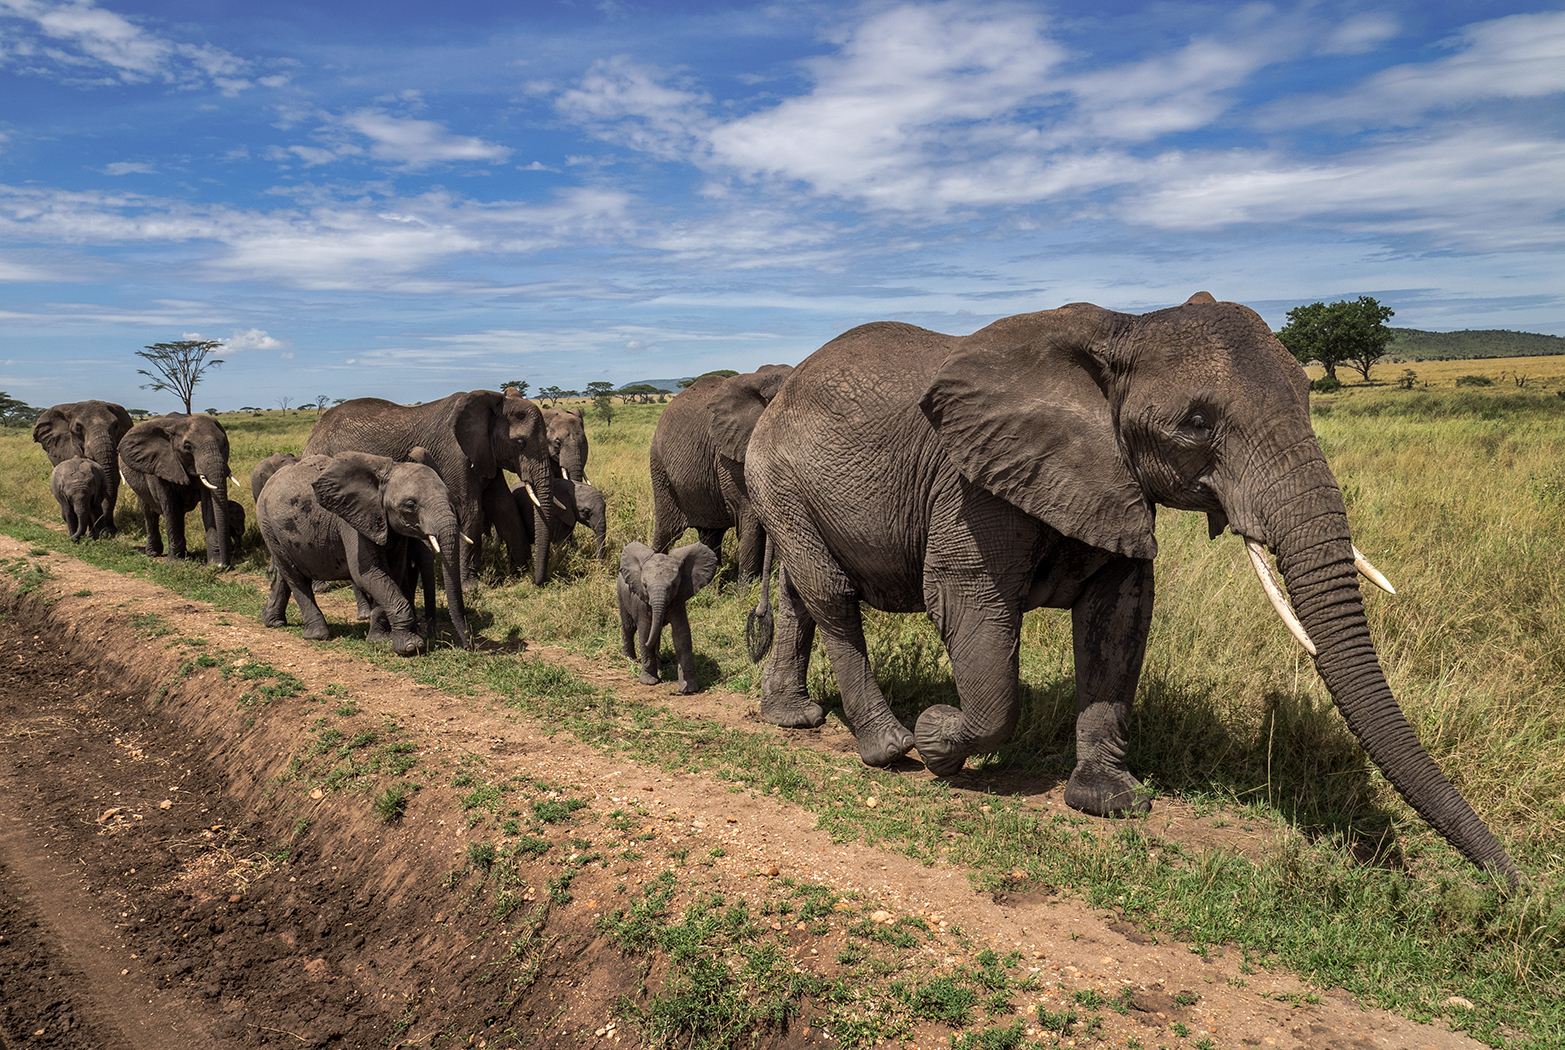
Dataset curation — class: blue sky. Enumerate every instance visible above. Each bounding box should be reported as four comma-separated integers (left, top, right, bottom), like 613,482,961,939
1,0,1562,411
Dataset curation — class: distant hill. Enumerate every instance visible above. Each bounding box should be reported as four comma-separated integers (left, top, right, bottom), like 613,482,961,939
622,378,693,392
1387,328,1565,361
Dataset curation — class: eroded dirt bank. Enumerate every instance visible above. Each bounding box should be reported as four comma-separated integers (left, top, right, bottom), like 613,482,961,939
0,534,1491,1049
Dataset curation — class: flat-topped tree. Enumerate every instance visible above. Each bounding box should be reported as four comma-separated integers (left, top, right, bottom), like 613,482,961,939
136,339,224,415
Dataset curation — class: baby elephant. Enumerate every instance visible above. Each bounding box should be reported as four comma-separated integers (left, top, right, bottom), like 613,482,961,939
513,477,608,560
618,541,718,693
50,457,109,541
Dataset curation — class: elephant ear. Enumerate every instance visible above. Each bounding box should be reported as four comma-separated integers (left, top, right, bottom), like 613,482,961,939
453,391,501,480
32,407,81,461
312,452,395,546
673,543,719,600
118,422,187,483
708,365,793,464
919,303,1157,561
619,540,654,601
406,446,438,470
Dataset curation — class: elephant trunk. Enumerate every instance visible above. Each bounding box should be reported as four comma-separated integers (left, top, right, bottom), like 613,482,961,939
522,466,552,586
198,450,232,567
83,433,120,533
1261,464,1518,884
436,517,471,648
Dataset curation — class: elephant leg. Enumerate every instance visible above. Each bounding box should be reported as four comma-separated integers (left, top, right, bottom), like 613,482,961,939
142,503,164,557
1064,557,1155,816
812,595,915,766
735,514,766,583
281,571,331,641
637,614,662,685
351,562,423,655
914,577,1024,777
649,464,686,554
669,606,699,694
262,574,292,628
352,583,372,622
163,494,189,560
759,565,823,729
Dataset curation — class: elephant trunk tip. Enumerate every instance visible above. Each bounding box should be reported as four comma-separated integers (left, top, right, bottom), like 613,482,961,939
746,605,775,662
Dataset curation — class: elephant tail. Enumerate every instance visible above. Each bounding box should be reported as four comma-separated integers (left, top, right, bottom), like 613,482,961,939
745,534,775,662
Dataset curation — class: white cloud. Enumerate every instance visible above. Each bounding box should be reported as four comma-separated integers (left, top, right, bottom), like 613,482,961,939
0,0,253,91
221,327,286,350
341,110,512,169
1323,13,1400,55
101,160,153,175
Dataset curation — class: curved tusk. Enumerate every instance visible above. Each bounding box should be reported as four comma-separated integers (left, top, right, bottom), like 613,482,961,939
583,476,592,488
427,534,441,554
523,483,542,509
1244,538,1317,656
228,473,239,487
198,473,220,491
554,498,569,512
461,533,475,546
1352,545,1396,595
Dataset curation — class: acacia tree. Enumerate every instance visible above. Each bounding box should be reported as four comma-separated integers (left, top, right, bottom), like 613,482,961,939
137,339,225,414
1276,296,1395,382
500,379,530,397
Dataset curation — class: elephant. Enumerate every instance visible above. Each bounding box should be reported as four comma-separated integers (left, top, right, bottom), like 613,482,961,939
544,407,591,484
33,400,134,536
648,365,792,578
743,293,1517,884
50,457,110,541
512,477,608,561
618,541,719,694
250,452,299,503
119,413,237,567
304,388,554,587
256,452,470,653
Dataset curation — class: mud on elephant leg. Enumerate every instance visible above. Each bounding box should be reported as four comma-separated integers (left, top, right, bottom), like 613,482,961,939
759,565,826,730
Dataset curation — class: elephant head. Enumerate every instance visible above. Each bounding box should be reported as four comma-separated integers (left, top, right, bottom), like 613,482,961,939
251,452,300,503
310,451,470,649
33,400,134,534
118,413,235,567
462,388,554,584
544,407,590,485
707,365,794,488
918,292,1517,883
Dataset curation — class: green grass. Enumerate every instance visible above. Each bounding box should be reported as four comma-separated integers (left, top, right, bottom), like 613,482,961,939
3,384,1565,1047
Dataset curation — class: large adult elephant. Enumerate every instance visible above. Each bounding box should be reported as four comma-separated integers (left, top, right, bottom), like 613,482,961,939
33,400,134,536
304,388,553,587
543,407,590,484
118,413,237,567
648,365,792,578
744,293,1517,883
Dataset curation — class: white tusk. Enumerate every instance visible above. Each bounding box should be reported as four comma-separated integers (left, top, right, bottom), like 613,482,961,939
198,473,220,491
427,534,441,554
1244,538,1317,656
554,498,569,512
228,473,239,487
461,533,475,546
523,483,542,509
1352,545,1396,595
583,476,592,488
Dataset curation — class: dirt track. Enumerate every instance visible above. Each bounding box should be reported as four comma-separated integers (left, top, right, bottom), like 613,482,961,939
0,533,1492,1049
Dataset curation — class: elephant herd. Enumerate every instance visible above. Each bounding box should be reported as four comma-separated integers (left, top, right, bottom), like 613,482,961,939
29,293,1519,884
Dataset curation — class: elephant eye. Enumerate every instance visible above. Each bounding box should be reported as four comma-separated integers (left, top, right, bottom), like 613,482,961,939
1179,411,1214,439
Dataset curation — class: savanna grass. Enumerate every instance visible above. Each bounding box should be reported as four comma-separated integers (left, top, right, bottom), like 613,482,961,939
3,380,1565,1045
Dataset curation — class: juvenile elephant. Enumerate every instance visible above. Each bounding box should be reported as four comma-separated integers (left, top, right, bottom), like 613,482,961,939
618,541,718,694
648,365,791,578
250,452,299,502
50,457,110,541
512,477,607,560
119,413,237,566
745,293,1517,883
305,388,554,587
544,407,590,484
33,400,134,536
257,452,470,653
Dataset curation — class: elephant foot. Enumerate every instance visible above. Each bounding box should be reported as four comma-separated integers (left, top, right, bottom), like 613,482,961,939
759,691,826,729
262,613,288,629
302,623,331,642
857,720,914,767
914,704,968,777
638,671,661,686
1064,763,1151,817
675,679,700,695
391,630,425,656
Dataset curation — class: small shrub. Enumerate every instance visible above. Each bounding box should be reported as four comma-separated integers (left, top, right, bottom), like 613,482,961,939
1309,376,1342,393
466,842,498,870
373,784,413,823
1455,374,1494,387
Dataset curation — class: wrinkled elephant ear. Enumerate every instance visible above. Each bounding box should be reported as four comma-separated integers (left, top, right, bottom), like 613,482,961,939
312,451,395,546
920,302,1157,561
619,540,654,601
32,408,80,462
453,391,501,480
118,422,188,484
707,364,794,464
673,542,719,600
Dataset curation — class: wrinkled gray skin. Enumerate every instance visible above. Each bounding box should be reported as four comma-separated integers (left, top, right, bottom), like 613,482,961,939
305,389,553,587
618,541,719,694
745,293,1518,884
33,400,134,536
544,407,590,484
119,414,236,567
648,366,792,578
50,457,110,541
514,477,607,560
257,452,469,654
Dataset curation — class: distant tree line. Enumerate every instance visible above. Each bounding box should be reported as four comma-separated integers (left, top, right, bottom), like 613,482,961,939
1385,328,1565,361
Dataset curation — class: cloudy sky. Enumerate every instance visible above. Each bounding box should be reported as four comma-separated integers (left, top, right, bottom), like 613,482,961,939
1,0,1562,410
